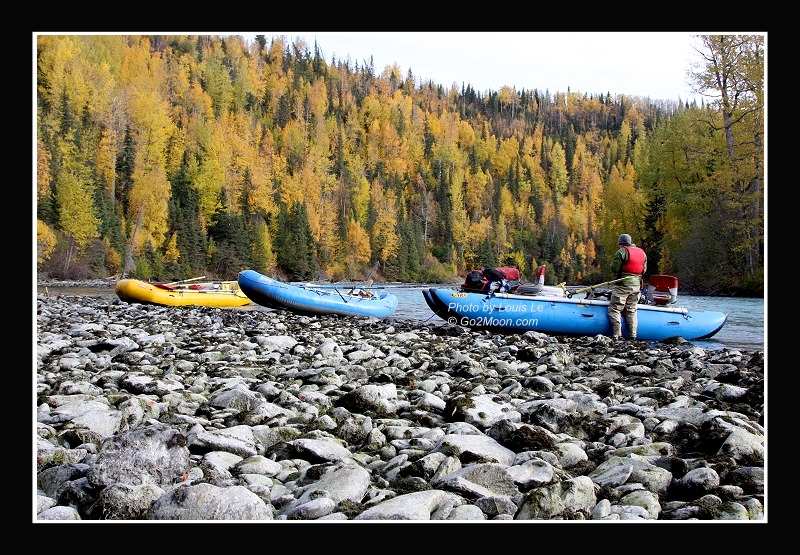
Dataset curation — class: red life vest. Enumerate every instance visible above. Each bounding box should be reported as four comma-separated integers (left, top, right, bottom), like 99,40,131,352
621,246,646,275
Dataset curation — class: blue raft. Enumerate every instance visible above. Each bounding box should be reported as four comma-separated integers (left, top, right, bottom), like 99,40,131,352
422,287,727,342
238,269,398,319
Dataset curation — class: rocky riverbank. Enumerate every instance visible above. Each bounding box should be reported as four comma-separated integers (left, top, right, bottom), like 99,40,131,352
35,292,765,521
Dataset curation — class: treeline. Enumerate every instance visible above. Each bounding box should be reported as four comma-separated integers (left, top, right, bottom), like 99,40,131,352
35,34,764,295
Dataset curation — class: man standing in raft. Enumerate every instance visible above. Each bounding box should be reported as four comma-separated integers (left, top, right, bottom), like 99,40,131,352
608,233,647,340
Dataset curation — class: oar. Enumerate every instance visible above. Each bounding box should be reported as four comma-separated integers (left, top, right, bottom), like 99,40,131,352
165,276,207,286
309,277,379,290
567,277,628,298
304,283,386,290
333,288,349,303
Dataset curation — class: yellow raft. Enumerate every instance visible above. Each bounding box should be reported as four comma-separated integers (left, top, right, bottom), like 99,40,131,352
114,278,252,308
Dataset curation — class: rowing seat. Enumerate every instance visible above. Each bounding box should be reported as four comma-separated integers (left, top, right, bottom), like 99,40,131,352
510,265,567,297
646,275,678,305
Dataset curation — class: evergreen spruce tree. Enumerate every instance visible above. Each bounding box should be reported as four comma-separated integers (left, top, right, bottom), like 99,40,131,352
476,235,496,269
115,126,135,234
277,202,318,281
389,220,422,282
240,168,269,272
207,189,249,279
93,182,125,272
166,157,207,277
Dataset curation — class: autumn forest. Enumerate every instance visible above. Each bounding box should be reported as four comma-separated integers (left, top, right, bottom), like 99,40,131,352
35,34,764,296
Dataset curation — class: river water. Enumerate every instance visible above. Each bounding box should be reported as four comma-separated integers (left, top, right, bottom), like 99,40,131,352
35,285,765,353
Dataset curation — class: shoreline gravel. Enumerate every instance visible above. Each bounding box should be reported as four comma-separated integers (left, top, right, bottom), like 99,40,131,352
35,291,765,522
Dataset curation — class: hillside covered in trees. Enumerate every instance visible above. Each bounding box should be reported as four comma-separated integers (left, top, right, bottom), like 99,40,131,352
35,34,764,296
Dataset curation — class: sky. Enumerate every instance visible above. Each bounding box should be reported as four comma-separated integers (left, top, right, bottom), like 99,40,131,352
238,32,721,103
